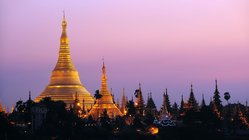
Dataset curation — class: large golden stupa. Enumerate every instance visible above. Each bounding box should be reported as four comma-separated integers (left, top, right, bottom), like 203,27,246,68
35,14,94,110
88,62,123,119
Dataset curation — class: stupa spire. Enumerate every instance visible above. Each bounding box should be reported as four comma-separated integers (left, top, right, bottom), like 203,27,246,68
101,59,109,94
54,12,75,71
88,61,123,118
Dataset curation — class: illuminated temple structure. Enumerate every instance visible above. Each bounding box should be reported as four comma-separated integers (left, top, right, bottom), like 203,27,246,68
35,14,94,109
88,62,123,118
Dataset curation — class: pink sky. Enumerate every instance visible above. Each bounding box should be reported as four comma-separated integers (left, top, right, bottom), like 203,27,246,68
1,0,249,110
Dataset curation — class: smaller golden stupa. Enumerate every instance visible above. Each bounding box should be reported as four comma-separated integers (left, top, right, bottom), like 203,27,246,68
88,62,123,119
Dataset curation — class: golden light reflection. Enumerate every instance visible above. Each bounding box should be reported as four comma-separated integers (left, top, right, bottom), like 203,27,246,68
135,102,138,106
148,126,159,135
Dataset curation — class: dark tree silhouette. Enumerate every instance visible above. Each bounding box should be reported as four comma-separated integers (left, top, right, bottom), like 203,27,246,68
126,100,136,115
94,90,102,118
224,92,230,105
172,102,179,119
94,90,102,100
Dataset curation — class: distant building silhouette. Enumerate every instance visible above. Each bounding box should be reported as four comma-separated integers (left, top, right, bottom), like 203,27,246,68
187,84,198,110
134,83,145,115
145,92,157,116
213,80,222,112
120,88,127,115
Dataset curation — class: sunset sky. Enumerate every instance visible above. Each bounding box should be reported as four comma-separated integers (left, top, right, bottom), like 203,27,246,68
1,0,249,110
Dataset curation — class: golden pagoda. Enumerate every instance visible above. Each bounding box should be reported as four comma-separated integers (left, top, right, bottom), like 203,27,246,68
35,13,94,110
88,62,123,119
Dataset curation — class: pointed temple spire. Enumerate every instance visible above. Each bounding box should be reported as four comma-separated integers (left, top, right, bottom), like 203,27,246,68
88,61,122,119
35,14,94,109
29,91,31,101
100,60,109,95
179,94,185,115
201,94,206,107
146,92,157,116
163,88,171,113
161,92,169,119
54,12,75,71
213,79,222,112
121,88,127,114
215,79,218,90
135,83,145,115
139,82,141,91
116,98,120,109
181,94,184,104
188,84,198,110
147,92,150,103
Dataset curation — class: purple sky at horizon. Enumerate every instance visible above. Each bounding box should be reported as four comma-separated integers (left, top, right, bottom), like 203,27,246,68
1,0,249,110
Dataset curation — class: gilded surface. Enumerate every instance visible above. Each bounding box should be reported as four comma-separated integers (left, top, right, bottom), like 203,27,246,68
35,15,94,110
88,62,123,118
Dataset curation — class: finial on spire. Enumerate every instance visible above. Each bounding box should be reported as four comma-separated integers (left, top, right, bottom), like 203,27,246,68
60,10,68,45
139,82,141,90
102,58,106,74
63,10,65,20
215,79,218,90
166,88,168,94
29,91,31,100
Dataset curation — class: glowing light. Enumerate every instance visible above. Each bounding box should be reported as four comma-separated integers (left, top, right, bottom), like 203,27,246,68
149,126,159,135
